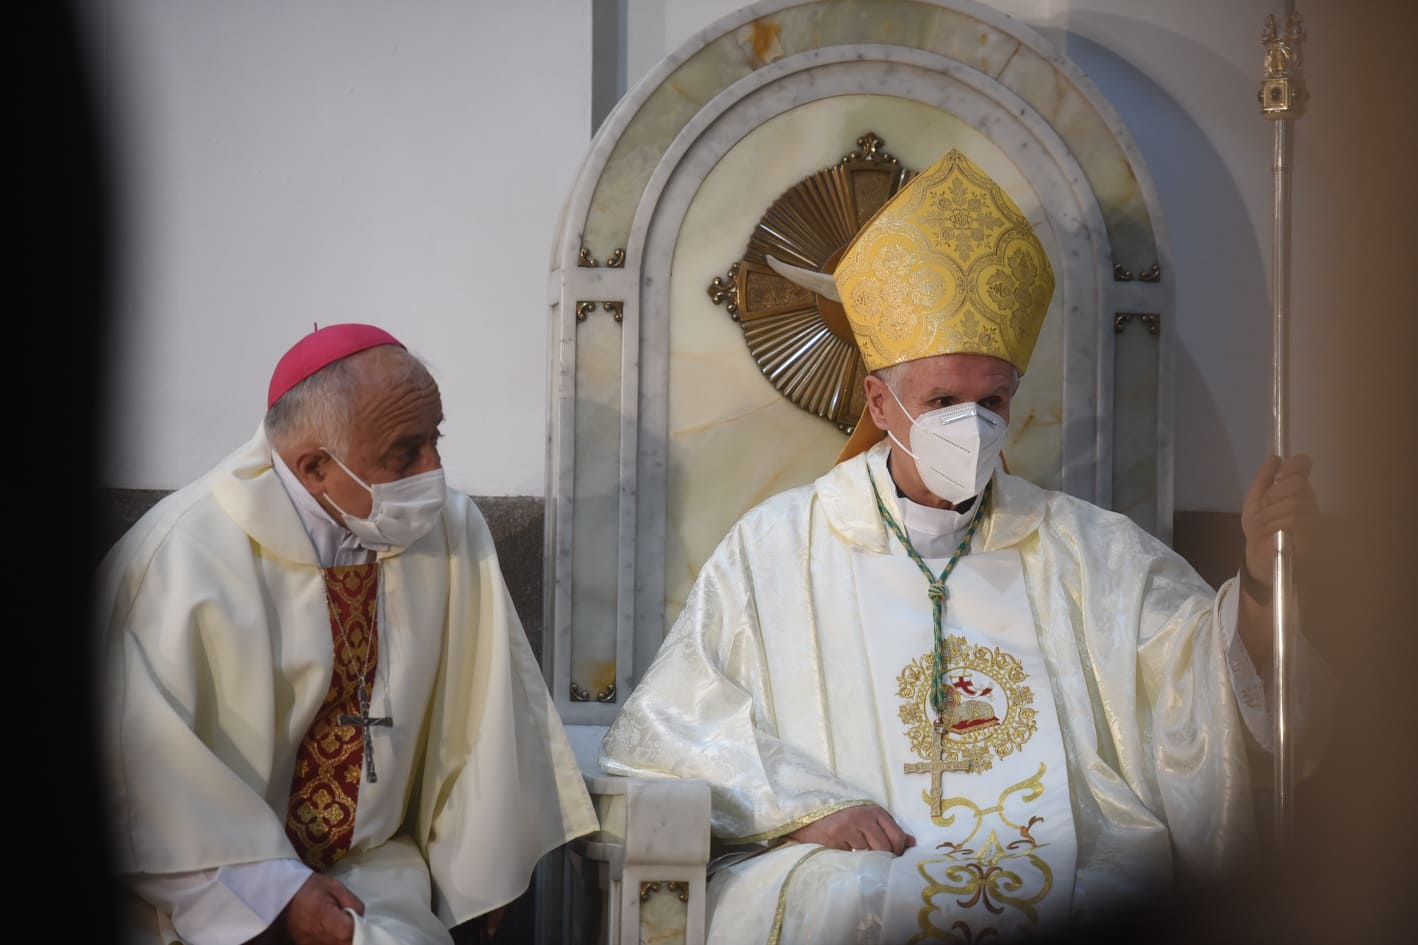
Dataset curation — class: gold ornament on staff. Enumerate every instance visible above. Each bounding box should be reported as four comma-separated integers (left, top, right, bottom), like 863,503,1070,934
1258,6,1306,846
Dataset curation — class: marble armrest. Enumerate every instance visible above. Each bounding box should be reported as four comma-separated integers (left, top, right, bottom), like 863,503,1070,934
577,774,711,945
579,773,711,876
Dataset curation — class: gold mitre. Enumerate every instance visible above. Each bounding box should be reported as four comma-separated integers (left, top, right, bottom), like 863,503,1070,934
835,148,1054,373
830,149,1055,461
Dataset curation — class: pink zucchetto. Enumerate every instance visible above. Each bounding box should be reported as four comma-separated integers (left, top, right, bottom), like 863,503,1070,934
266,323,404,408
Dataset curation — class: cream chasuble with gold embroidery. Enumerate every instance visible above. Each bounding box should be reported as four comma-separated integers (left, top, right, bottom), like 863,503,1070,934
856,547,1077,941
602,439,1275,945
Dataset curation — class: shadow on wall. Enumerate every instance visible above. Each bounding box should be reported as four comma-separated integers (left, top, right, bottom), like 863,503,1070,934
1062,21,1270,514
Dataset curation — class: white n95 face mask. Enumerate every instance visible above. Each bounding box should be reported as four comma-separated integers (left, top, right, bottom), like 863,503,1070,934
321,449,447,551
886,387,1008,504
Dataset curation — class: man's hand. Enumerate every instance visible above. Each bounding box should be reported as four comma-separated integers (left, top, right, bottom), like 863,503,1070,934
1237,453,1317,669
249,873,365,945
1241,453,1317,593
787,805,915,855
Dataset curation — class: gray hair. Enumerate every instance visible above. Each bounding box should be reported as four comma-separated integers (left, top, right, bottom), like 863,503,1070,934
872,363,911,395
871,360,1022,395
264,345,432,455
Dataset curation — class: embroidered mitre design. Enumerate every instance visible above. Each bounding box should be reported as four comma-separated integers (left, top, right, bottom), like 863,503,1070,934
833,149,1054,373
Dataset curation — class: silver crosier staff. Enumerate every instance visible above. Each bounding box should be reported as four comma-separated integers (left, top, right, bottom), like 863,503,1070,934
1258,5,1306,845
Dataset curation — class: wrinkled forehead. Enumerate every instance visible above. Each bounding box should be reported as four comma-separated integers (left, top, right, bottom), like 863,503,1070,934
902,353,1020,390
348,349,442,427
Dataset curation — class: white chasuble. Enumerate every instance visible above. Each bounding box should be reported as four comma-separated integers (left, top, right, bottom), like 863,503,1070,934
855,548,1077,943
602,440,1304,945
100,428,597,944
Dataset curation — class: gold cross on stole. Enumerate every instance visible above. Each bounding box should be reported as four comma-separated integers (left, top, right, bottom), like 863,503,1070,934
904,727,971,818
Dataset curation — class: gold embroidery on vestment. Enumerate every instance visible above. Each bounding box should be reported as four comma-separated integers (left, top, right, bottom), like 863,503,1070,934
907,765,1054,943
284,564,381,870
898,636,1038,776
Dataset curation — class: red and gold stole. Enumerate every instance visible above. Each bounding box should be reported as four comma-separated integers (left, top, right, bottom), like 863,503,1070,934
284,563,380,871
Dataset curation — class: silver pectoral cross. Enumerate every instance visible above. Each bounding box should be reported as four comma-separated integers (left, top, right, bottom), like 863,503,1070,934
903,726,972,818
338,683,393,783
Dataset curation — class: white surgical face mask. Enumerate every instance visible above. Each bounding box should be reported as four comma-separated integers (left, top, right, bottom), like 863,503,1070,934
321,449,447,551
885,386,1008,504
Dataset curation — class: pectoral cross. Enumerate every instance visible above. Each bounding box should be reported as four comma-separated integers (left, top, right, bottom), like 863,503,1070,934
904,726,972,818
339,683,393,783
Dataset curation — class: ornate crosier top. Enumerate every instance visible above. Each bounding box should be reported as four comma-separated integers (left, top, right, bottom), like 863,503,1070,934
869,471,993,724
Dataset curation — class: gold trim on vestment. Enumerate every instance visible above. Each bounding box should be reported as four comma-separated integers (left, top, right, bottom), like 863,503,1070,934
284,563,381,870
727,799,878,844
767,846,830,945
909,763,1055,941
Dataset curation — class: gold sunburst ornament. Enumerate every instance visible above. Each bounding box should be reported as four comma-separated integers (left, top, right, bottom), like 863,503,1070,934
706,133,916,432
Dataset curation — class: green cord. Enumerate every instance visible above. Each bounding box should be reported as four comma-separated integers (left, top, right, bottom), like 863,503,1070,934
868,471,993,725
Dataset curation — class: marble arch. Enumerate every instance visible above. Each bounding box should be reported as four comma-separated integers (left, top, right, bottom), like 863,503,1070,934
546,0,1175,727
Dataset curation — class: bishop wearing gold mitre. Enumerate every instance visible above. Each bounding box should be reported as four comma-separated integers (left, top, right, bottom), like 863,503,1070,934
601,150,1327,943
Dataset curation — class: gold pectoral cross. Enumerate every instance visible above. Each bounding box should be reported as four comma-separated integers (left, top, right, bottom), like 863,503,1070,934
904,727,972,818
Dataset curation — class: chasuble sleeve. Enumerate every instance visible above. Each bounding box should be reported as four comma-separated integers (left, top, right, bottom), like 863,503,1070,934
411,495,596,925
1043,497,1258,878
1209,576,1334,797
97,498,307,876
600,521,877,843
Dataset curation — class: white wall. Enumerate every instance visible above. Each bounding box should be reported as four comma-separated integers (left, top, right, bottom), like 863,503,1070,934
84,0,592,496
1052,0,1284,513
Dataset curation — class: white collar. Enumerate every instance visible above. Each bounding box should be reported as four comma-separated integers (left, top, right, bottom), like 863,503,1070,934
898,491,975,559
884,448,979,558
270,449,374,568
814,440,1045,556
